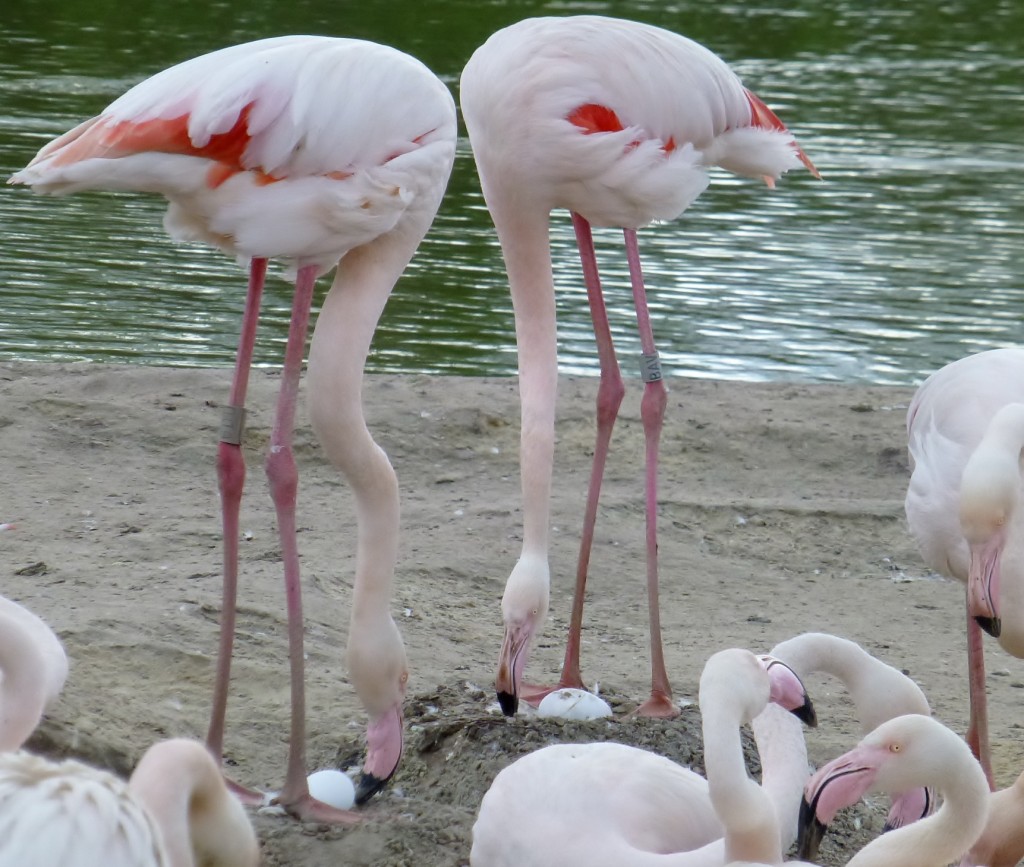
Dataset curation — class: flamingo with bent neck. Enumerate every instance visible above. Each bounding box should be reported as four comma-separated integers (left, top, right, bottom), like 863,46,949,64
469,633,933,865
0,596,67,751
768,632,933,841
470,647,815,866
461,15,818,718
797,713,990,867
905,346,1024,788
0,596,257,865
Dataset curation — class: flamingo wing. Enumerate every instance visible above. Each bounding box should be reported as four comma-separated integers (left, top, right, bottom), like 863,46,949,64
12,36,457,272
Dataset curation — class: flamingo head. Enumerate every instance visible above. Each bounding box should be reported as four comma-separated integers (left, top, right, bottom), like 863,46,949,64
495,554,550,716
797,714,956,861
960,446,1018,638
758,654,818,727
346,616,408,804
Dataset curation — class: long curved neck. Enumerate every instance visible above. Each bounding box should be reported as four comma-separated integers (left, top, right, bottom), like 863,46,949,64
772,632,929,730
848,759,990,867
0,613,52,750
308,232,424,620
751,702,808,851
485,189,558,558
129,739,255,867
702,696,781,864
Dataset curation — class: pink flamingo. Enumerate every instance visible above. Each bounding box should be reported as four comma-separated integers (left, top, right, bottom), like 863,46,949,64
797,714,990,867
0,596,257,865
10,35,458,821
460,15,818,717
905,346,1024,789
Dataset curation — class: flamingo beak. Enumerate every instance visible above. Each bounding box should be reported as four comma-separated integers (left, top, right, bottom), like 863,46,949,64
759,655,817,727
968,537,1002,638
355,702,403,805
882,786,933,832
797,746,880,861
496,622,533,716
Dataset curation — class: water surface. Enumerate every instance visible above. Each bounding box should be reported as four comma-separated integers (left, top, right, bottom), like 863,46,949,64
1,0,1020,384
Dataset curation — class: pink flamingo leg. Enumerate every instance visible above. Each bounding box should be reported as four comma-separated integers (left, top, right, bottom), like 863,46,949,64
558,213,626,691
208,257,266,803
966,606,995,790
623,228,677,719
265,264,360,824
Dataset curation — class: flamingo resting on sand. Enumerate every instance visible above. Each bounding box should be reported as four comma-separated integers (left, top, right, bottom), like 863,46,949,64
460,15,818,717
0,596,256,865
798,714,990,867
469,648,816,866
0,740,258,867
11,36,458,820
905,346,1024,789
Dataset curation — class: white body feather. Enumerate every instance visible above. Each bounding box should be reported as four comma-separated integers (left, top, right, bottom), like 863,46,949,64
11,36,457,276
906,346,1024,653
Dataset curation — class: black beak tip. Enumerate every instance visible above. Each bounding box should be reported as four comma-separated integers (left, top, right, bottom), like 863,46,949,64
497,689,518,717
354,771,390,806
793,696,818,728
796,797,828,861
975,615,1002,638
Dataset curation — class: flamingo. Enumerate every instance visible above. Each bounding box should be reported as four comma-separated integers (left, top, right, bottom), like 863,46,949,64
905,346,1024,788
0,596,257,865
0,740,258,867
0,596,68,751
769,632,933,839
960,769,1024,867
460,15,819,718
468,633,928,865
797,714,990,867
10,35,458,820
469,647,816,866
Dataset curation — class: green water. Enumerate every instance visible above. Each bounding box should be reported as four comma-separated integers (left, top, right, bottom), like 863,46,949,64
1,0,1021,383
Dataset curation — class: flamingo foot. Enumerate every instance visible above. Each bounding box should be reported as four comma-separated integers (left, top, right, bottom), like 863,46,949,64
271,791,364,825
224,775,266,807
633,690,680,719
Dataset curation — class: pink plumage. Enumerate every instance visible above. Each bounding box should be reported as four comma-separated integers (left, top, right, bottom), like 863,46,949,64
11,35,457,822
460,15,817,719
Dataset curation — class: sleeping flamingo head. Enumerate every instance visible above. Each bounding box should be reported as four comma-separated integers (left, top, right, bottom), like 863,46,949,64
959,444,1019,638
496,554,550,716
797,714,978,861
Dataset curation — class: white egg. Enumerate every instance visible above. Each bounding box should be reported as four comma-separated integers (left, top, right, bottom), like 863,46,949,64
306,769,356,810
537,687,613,720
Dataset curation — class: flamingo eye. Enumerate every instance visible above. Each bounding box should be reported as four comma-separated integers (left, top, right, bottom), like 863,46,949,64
889,743,901,753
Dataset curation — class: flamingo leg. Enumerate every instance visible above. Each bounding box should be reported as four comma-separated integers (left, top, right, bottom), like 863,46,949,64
208,257,266,804
623,228,677,719
551,212,626,694
965,605,995,790
265,264,360,824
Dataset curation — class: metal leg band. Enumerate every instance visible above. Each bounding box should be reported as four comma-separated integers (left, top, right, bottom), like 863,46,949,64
219,405,247,445
640,352,663,383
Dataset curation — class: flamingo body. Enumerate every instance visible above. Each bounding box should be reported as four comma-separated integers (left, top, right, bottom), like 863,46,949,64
11,36,457,818
12,36,455,276
469,649,814,866
461,16,815,716
905,347,1024,784
0,739,257,867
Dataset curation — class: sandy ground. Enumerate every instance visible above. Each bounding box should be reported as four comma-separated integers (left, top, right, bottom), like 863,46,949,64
3,362,1021,865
